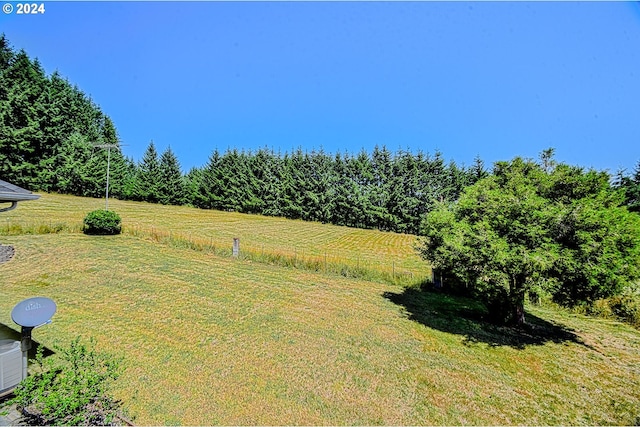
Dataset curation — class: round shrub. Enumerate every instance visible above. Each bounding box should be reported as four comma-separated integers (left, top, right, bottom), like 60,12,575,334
83,210,121,235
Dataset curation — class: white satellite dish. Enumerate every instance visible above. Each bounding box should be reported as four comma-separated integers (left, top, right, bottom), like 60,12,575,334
11,296,57,328
10,296,56,380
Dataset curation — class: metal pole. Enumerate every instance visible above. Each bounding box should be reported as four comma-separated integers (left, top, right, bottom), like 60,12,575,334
20,326,33,380
105,146,111,211
95,142,125,211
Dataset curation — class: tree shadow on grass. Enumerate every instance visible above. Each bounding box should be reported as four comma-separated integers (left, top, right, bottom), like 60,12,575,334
383,287,589,350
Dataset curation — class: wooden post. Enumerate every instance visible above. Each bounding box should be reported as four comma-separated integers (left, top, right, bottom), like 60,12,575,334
233,238,240,257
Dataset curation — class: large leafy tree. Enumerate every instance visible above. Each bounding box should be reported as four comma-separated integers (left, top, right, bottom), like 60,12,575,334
417,153,640,326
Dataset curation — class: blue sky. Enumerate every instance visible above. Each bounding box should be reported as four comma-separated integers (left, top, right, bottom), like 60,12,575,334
2,1,639,174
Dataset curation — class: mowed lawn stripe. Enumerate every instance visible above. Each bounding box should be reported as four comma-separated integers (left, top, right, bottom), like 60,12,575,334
1,233,639,425
2,193,427,277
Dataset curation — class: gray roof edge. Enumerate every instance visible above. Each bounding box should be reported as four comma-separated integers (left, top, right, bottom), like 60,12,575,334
0,179,41,203
0,192,40,201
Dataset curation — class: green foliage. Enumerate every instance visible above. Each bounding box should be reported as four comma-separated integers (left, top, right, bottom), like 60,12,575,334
418,152,640,325
158,146,185,206
83,210,122,235
0,35,124,192
608,294,640,327
1,337,125,426
0,32,486,233
587,283,640,328
132,141,161,203
613,160,640,213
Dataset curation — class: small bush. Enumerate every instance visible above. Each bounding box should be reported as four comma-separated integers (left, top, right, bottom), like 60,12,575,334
588,298,614,319
585,283,640,329
608,294,640,328
83,210,121,235
1,336,127,426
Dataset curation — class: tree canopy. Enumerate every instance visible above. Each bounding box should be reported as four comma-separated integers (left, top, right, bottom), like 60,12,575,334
2,32,640,248
417,153,640,325
614,160,640,213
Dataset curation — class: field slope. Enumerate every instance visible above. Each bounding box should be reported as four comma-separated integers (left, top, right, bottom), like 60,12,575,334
1,193,428,282
1,195,639,425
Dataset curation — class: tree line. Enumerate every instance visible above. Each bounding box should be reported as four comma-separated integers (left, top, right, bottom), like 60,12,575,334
3,34,640,326
2,32,639,234
97,140,487,235
0,34,487,234
0,35,134,198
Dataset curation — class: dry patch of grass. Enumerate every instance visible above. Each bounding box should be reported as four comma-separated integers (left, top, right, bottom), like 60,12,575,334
1,193,427,282
1,233,639,425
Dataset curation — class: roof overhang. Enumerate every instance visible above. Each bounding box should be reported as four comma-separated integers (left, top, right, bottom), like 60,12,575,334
0,192,40,202
0,180,40,212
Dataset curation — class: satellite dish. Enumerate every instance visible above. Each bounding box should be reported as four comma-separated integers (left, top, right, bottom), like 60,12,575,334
11,297,57,328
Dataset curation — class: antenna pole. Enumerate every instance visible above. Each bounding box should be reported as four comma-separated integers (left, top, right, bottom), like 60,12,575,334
95,143,120,211
105,146,111,210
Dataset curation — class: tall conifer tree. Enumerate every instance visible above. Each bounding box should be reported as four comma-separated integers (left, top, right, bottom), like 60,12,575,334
158,147,185,205
135,141,161,203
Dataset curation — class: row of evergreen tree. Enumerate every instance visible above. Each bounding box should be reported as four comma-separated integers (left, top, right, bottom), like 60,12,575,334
1,34,485,234
136,142,487,233
2,34,639,235
614,166,640,213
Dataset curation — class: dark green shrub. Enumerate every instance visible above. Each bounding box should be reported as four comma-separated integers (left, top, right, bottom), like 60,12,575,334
0,337,127,426
608,294,640,328
83,210,121,235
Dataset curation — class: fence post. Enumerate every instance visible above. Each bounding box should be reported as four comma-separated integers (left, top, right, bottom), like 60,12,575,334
233,237,240,257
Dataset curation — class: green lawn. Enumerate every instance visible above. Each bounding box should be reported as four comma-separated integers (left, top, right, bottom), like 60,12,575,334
1,193,428,282
1,196,639,425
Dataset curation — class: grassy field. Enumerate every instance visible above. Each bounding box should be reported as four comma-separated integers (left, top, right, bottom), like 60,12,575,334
1,196,639,425
1,193,428,283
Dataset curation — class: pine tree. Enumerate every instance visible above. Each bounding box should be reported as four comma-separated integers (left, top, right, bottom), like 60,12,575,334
630,162,640,212
194,149,222,210
245,148,276,214
215,148,252,212
0,35,14,71
134,141,161,203
370,146,394,230
470,154,488,183
52,132,94,195
308,149,335,224
158,147,185,205
261,149,285,217
615,161,640,213
0,50,48,188
330,152,358,227
280,151,304,219
184,166,203,207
